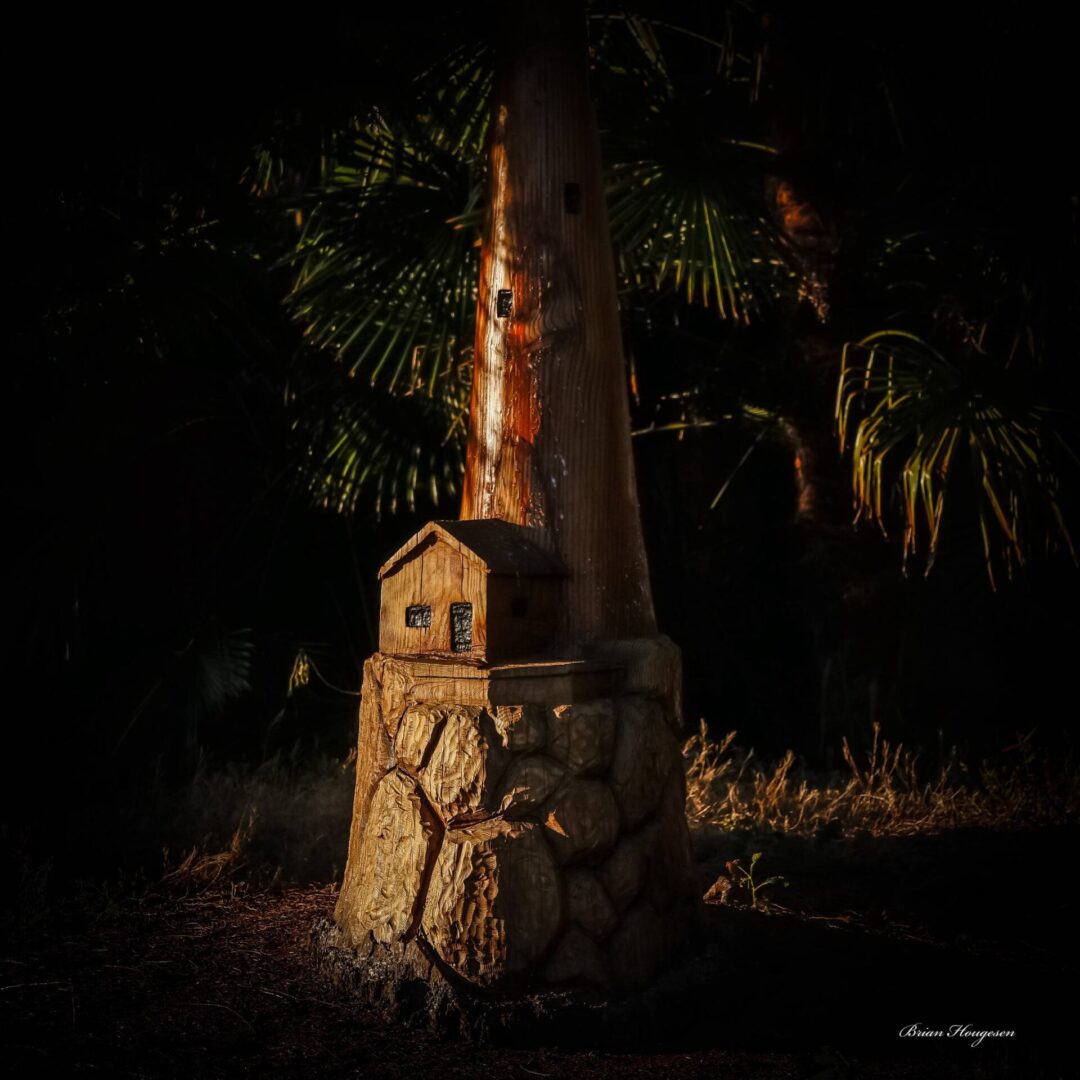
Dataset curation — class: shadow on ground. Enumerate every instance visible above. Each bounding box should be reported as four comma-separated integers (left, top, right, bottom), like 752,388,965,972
1,826,1074,1079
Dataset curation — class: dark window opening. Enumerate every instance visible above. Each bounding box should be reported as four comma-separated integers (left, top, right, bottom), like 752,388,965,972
563,182,581,213
450,603,473,652
496,289,513,318
510,596,529,617
405,604,432,628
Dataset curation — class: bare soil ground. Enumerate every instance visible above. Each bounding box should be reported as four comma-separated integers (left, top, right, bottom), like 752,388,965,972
2,825,1073,1079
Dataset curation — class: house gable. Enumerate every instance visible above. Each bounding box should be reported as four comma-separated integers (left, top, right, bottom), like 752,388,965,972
379,519,568,662
379,519,567,580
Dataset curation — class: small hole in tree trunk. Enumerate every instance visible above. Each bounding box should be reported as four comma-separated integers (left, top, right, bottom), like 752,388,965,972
564,182,581,213
496,289,513,317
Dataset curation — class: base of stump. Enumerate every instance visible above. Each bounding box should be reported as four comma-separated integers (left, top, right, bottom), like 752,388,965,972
310,904,709,1046
332,640,702,1013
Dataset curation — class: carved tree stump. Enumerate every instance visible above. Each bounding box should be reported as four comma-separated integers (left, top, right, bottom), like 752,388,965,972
325,639,701,1019
319,6,705,1029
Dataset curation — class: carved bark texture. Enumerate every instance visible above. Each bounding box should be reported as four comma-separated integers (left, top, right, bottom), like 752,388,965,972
460,2,655,643
334,649,698,997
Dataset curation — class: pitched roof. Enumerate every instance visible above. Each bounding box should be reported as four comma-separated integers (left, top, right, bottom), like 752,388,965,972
378,519,568,580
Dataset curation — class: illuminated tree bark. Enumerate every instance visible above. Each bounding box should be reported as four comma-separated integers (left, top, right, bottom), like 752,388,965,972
461,1,656,644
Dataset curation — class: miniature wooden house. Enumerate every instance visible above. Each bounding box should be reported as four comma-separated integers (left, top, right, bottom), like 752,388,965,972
378,519,568,663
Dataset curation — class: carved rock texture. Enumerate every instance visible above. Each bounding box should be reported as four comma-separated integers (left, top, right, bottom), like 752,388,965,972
609,698,679,828
566,869,618,939
348,769,432,945
605,903,670,991
542,778,619,865
423,820,562,984
334,650,700,1000
393,703,446,770
598,827,649,912
493,703,549,752
420,707,509,820
499,753,566,818
547,700,616,775
543,926,609,988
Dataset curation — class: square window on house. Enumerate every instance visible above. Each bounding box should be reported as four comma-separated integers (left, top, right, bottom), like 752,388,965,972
405,604,432,628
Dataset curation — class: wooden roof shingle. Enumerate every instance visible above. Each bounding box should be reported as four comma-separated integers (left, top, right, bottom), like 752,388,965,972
378,519,569,580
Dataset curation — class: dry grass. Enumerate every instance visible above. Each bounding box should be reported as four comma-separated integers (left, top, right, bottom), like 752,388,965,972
161,811,255,892
147,723,1078,899
683,721,1080,837
155,752,354,892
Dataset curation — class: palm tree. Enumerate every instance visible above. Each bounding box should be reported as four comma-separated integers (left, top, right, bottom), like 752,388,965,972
280,3,1076,593
270,4,797,520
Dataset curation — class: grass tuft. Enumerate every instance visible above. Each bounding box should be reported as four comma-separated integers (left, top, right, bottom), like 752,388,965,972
683,721,1079,837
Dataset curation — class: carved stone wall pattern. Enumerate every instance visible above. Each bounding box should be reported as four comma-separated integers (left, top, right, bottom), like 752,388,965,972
333,643,698,996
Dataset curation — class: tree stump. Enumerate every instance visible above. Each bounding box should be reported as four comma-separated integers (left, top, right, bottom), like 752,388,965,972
321,638,702,1025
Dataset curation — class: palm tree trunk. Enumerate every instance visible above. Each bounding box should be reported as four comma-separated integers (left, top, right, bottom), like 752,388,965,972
462,1,656,642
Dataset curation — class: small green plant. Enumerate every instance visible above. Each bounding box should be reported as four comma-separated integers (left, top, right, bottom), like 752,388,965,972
725,851,790,910
1001,727,1038,768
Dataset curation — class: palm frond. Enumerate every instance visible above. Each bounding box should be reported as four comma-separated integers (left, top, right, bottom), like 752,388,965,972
608,149,800,322
594,10,804,320
189,626,255,715
290,373,468,517
280,59,490,395
836,331,1076,586
271,9,803,520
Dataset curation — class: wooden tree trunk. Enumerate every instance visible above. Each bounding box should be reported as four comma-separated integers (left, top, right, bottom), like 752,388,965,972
325,2,701,1021
461,1,656,644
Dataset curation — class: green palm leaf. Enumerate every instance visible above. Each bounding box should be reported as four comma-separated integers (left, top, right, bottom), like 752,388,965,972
272,9,803,517
594,10,804,319
278,41,492,396
607,151,799,321
836,330,1076,587
291,373,468,517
